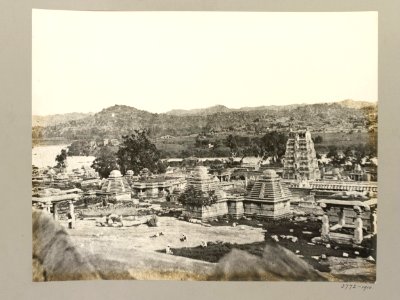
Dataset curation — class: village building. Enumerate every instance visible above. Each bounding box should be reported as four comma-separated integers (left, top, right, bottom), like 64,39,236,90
282,129,321,180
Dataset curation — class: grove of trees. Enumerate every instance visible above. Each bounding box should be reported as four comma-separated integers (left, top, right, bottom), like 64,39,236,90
117,130,166,175
55,149,68,169
91,146,119,178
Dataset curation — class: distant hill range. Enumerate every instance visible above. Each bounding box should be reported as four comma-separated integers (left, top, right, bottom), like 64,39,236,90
32,100,377,141
32,112,93,127
166,100,376,116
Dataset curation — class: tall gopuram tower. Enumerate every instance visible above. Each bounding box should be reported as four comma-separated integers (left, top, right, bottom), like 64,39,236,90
282,129,321,180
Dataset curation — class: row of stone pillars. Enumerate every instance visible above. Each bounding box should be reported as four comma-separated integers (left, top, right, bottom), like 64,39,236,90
42,200,75,229
321,207,377,244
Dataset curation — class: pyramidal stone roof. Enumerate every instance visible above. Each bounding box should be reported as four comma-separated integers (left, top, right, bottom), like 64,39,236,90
100,170,131,194
247,170,291,202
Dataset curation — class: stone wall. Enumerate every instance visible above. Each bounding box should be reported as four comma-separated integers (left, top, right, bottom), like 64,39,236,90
243,200,291,219
227,198,244,219
182,200,229,221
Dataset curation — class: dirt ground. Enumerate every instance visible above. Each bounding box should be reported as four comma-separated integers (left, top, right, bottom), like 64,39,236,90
62,216,265,280
61,214,375,282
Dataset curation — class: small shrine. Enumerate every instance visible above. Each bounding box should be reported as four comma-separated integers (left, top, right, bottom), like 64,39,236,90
187,166,218,193
244,169,292,219
97,170,132,201
180,166,243,220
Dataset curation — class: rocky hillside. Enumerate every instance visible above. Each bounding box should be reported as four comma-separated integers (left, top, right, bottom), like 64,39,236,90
32,100,377,141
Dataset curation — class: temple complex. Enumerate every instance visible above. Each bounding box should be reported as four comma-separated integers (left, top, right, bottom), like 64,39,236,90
282,129,320,180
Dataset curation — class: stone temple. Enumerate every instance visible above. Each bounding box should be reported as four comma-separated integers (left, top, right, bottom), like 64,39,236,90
282,129,321,180
245,170,292,219
97,170,132,201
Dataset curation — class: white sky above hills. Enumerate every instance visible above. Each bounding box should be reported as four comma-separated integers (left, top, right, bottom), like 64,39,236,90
32,10,377,116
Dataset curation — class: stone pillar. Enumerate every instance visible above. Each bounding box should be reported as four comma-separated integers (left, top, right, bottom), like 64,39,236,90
371,209,377,235
353,215,364,244
338,208,346,227
44,203,52,214
52,202,59,221
321,214,330,241
68,200,75,229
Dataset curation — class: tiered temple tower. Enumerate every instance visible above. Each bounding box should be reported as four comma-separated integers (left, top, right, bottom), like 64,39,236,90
282,129,320,180
244,170,291,219
98,170,132,201
187,166,218,193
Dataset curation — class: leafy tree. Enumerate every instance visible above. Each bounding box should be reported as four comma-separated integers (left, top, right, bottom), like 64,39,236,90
225,134,239,154
313,135,323,144
55,149,68,169
259,131,288,163
67,140,92,156
91,146,119,178
326,145,339,158
178,186,218,207
117,130,164,175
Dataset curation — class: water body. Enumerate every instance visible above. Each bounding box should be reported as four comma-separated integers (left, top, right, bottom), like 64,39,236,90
32,144,95,171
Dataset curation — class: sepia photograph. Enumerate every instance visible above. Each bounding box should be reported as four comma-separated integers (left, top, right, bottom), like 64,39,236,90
32,9,378,282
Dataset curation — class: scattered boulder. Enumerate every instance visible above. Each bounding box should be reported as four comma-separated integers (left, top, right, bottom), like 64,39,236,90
146,215,159,227
321,254,327,260
326,244,331,249
291,237,298,243
271,235,279,242
232,223,237,227
366,256,375,262
311,237,322,244
289,229,294,233
209,244,326,281
166,246,173,255
354,251,360,255
343,252,349,258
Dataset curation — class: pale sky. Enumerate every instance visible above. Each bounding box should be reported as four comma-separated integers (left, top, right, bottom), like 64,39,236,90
32,10,377,116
